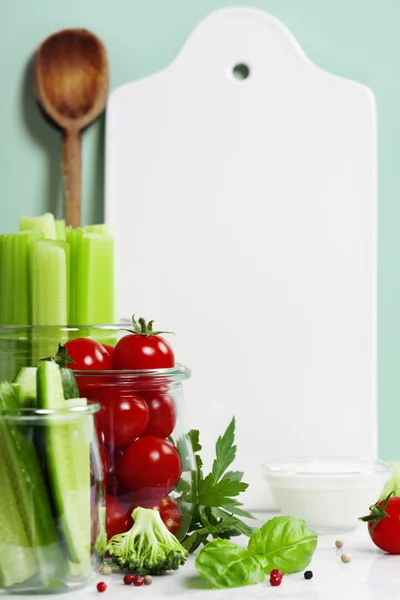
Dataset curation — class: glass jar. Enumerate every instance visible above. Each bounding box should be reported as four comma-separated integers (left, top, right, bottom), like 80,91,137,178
0,325,119,382
75,366,196,542
0,325,197,544
0,403,105,595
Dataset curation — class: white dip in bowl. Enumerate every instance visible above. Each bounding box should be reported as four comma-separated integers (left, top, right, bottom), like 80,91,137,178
262,457,392,532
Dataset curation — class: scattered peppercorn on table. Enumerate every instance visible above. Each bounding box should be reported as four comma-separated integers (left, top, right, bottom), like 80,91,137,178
7,512,398,599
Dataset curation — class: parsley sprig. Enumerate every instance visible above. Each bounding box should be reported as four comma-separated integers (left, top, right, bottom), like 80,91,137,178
181,417,256,553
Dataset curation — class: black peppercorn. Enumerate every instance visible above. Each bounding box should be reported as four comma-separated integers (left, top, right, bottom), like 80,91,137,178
304,570,313,580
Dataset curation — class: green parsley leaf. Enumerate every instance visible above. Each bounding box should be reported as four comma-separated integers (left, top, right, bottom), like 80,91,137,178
199,474,248,507
188,429,203,470
221,471,243,482
221,501,256,520
188,429,202,453
212,417,236,482
211,508,256,537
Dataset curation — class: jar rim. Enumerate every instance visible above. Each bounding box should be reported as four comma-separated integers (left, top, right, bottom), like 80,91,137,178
0,402,100,421
0,323,124,331
73,363,191,381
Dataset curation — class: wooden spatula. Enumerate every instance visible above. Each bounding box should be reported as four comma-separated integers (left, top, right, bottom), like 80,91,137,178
34,29,109,227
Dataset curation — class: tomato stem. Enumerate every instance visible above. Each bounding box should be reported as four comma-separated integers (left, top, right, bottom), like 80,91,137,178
39,343,75,368
359,491,393,533
121,315,174,338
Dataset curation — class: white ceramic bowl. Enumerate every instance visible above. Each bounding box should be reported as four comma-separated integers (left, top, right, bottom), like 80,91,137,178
262,457,392,533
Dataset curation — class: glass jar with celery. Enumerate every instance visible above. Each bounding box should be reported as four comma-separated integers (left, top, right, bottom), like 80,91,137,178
0,213,116,379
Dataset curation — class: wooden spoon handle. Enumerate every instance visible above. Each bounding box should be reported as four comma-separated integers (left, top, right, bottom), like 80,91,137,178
62,128,82,228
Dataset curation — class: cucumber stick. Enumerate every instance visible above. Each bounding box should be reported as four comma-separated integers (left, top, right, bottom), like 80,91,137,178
0,382,65,588
36,362,91,567
12,367,37,407
13,365,79,403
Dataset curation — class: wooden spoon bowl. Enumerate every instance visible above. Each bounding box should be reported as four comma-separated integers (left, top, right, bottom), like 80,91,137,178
34,29,109,227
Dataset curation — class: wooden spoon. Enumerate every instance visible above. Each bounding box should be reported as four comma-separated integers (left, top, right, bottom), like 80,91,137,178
34,29,109,228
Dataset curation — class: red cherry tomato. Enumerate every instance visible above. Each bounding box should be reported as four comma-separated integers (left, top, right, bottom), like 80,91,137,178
364,495,400,554
117,436,182,500
113,334,174,370
102,344,115,358
141,392,176,438
64,338,112,370
106,494,132,540
130,496,182,535
96,389,149,448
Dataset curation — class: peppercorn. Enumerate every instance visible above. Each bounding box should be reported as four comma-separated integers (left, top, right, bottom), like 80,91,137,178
270,569,283,587
101,564,112,576
134,575,145,587
304,570,313,579
335,540,344,549
341,553,352,563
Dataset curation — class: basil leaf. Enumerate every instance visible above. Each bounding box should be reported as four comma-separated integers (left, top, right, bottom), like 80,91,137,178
248,516,317,574
212,417,236,482
195,539,265,589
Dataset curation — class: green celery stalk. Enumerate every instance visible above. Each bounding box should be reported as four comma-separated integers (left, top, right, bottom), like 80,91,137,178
84,224,112,237
66,227,85,325
76,233,115,324
55,220,66,241
0,231,43,325
19,213,56,240
0,234,11,324
31,240,69,326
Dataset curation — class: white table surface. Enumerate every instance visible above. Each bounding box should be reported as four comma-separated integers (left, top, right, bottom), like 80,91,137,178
11,511,400,599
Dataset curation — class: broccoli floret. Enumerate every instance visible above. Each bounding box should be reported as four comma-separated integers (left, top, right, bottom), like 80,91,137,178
106,507,188,575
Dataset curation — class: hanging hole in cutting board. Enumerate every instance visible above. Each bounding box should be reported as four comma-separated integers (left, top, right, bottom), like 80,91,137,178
232,63,250,80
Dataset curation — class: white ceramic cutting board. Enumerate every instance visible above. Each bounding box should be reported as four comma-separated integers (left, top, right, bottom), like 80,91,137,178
105,7,377,509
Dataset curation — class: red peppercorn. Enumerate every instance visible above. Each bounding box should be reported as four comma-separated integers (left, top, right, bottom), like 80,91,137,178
270,569,283,587
134,574,145,586
97,581,107,592
123,574,135,585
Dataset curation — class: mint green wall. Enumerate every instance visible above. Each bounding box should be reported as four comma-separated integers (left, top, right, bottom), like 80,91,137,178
1,0,398,459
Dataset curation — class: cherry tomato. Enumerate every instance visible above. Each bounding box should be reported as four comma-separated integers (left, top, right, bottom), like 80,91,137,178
103,344,115,358
106,494,133,540
141,392,176,438
96,389,149,447
117,436,182,499
64,338,112,370
112,317,175,370
130,496,182,535
363,495,400,554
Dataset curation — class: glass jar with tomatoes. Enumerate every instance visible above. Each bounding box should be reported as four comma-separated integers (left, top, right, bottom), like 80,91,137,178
71,320,196,544
0,321,197,542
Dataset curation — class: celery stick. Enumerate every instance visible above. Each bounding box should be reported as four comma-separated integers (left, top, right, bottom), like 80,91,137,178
0,235,11,324
31,240,69,326
19,213,56,240
55,220,66,241
0,231,43,326
66,227,85,325
84,224,112,237
77,233,115,324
